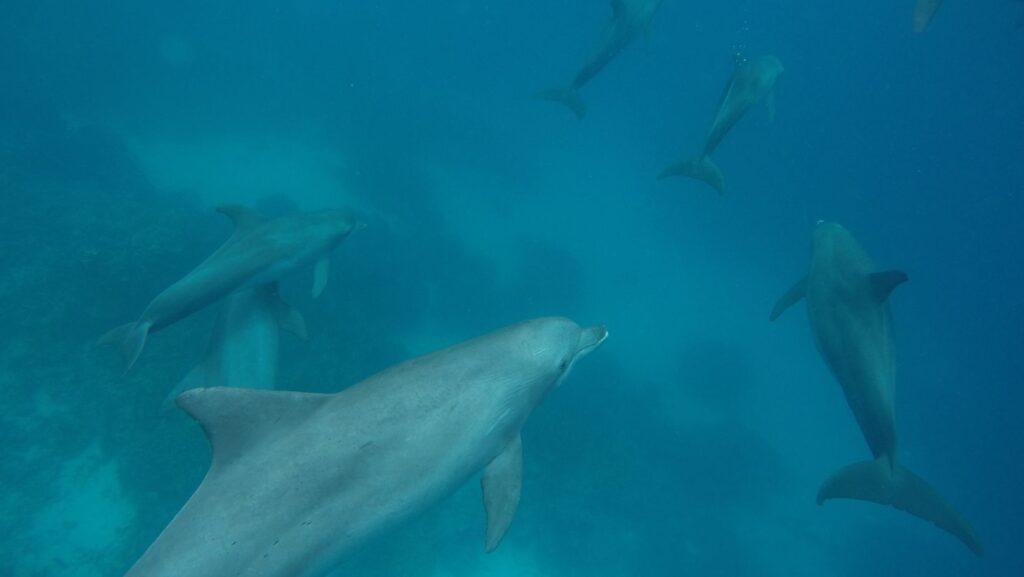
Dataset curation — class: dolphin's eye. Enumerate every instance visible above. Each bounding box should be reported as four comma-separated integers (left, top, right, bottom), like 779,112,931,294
559,359,570,372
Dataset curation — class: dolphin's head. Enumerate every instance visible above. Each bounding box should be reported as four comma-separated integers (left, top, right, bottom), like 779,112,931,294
511,317,608,395
299,210,361,250
812,220,850,251
811,220,870,270
756,55,785,83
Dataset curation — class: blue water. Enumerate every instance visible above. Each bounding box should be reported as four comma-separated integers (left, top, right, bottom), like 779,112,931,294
1,1,1022,575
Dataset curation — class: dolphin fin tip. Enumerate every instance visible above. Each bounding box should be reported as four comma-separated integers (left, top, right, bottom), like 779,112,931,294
99,322,149,374
819,458,983,556
536,87,586,120
659,156,725,194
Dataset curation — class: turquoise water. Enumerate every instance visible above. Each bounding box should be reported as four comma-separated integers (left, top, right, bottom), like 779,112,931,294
1,1,1021,576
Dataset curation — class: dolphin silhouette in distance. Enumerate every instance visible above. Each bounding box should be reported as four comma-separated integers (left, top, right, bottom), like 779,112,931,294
101,205,357,374
770,222,982,556
660,55,784,194
536,0,664,119
914,0,943,33
161,284,308,410
124,317,609,577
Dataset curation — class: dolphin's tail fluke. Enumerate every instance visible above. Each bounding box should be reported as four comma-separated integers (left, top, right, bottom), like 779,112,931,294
658,156,725,195
99,321,151,374
535,87,586,120
818,458,983,556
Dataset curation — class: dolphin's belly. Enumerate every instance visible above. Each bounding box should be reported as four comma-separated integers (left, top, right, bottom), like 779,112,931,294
144,267,256,332
242,249,320,289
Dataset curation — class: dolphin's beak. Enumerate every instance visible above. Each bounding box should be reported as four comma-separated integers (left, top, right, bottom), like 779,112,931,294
574,325,608,359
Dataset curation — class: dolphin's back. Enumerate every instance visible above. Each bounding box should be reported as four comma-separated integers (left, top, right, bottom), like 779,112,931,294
806,249,897,459
129,325,542,577
703,60,778,156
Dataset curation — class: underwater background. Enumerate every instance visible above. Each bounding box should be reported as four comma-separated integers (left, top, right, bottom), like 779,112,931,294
1,1,1022,576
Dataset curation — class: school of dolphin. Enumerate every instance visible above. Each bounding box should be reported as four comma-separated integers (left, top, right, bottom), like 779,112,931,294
102,2,987,576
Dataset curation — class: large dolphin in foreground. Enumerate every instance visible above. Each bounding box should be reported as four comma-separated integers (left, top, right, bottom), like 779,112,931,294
914,0,943,32
124,317,608,577
537,0,664,119
660,55,784,194
770,222,982,556
161,284,308,410
102,205,357,373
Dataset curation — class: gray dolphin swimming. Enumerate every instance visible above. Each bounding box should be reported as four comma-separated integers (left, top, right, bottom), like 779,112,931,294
660,55,784,194
124,317,608,577
914,0,943,32
101,205,357,373
537,0,664,119
770,222,982,556
161,284,308,410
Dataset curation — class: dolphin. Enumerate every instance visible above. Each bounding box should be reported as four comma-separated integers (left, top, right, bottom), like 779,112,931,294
537,0,664,119
101,205,357,373
914,0,943,33
161,284,308,410
123,317,608,577
770,222,982,556
660,55,784,194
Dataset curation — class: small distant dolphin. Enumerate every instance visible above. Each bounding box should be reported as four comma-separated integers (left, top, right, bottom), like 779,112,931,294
101,205,357,373
537,0,664,119
123,317,608,577
161,284,308,410
914,0,943,33
770,222,982,556
660,55,784,194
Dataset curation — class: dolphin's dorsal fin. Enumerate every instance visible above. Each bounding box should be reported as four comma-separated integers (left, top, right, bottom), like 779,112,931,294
769,275,807,321
216,204,267,233
481,434,522,553
869,270,908,302
177,387,330,467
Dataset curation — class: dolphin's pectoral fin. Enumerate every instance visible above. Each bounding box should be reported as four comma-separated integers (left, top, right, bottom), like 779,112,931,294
869,270,908,302
216,204,267,233
481,435,523,553
818,458,983,556
177,387,330,467
264,284,308,340
312,257,330,298
769,276,807,321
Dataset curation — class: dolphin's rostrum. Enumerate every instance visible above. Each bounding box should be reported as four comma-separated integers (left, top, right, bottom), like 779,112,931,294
101,205,357,374
124,317,608,577
771,222,982,556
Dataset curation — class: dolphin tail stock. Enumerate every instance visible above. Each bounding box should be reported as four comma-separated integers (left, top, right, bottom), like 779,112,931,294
98,321,151,374
817,457,983,556
535,86,586,120
658,156,725,195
